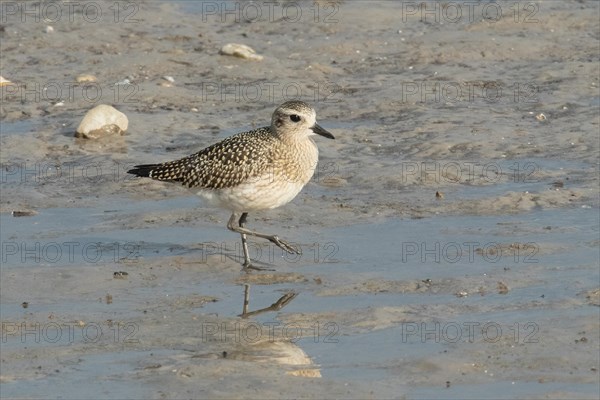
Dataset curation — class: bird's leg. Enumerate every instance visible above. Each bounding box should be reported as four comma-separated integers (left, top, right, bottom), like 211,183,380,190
237,212,253,270
242,284,250,316
226,213,276,271
229,212,301,254
227,212,300,271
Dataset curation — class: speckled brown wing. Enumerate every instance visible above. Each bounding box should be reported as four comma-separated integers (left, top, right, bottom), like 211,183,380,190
128,128,277,189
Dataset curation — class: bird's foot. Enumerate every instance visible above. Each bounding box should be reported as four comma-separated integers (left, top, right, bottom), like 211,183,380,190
242,261,275,272
268,235,301,255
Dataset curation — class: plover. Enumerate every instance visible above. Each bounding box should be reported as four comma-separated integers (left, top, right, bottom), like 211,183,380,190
128,101,334,270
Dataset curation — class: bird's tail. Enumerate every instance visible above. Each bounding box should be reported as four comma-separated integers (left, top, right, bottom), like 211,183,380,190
127,164,161,178
128,160,189,183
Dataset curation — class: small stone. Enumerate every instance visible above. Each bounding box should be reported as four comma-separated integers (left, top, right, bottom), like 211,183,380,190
497,281,509,294
45,25,54,33
0,76,11,87
76,104,128,139
435,191,444,199
220,43,264,61
76,74,97,83
162,76,175,83
12,210,37,217
113,271,129,279
535,113,546,121
321,176,347,188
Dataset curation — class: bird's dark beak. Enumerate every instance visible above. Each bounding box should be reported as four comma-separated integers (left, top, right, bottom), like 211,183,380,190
312,123,335,139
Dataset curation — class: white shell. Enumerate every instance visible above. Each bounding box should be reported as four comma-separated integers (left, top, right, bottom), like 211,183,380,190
76,74,97,83
220,43,264,61
76,104,128,139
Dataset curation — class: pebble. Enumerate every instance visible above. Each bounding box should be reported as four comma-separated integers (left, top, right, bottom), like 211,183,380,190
45,25,54,33
220,43,264,61
113,271,129,279
76,104,128,139
159,76,175,87
12,210,37,217
497,281,509,294
76,74,97,83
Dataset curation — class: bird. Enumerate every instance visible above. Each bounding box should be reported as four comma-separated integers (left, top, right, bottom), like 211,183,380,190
128,101,335,271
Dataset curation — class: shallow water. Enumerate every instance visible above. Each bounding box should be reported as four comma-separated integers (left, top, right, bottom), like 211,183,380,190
2,203,598,398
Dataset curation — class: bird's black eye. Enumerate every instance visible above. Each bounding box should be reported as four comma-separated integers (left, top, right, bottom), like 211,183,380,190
290,114,301,122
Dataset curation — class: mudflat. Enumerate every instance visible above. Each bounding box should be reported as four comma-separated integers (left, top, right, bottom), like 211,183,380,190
1,2,599,399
